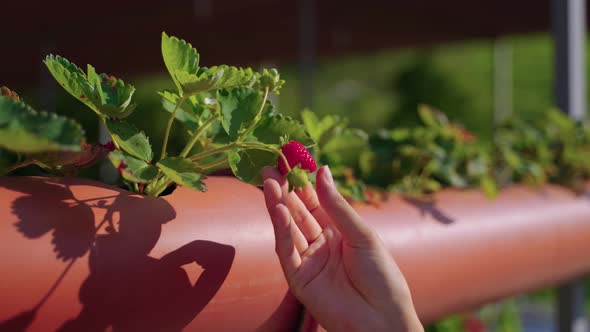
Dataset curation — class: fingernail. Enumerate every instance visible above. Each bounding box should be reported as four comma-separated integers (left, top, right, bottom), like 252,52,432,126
322,166,334,185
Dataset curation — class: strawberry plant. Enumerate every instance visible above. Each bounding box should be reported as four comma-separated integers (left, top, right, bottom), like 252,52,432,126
495,109,590,192
300,109,369,200
0,33,315,195
359,105,497,197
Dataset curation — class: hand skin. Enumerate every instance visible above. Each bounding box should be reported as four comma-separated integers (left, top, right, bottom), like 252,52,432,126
262,166,423,332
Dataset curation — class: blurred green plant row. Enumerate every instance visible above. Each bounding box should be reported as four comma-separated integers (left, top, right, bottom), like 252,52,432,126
302,104,590,202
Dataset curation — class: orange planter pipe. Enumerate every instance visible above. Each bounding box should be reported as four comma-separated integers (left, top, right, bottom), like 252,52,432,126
354,184,590,324
1,177,590,331
0,176,299,332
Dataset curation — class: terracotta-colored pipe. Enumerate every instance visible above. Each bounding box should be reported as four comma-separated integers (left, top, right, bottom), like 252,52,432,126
0,176,299,332
354,185,590,324
1,177,590,331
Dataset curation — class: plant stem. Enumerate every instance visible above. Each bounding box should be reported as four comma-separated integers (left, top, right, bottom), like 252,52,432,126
238,86,269,141
199,156,228,171
133,182,139,193
179,114,220,158
101,118,120,150
190,141,289,170
190,144,237,162
160,96,187,160
3,160,34,174
144,174,171,197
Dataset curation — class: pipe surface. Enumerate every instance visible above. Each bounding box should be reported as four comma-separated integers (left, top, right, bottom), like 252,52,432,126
1,177,590,331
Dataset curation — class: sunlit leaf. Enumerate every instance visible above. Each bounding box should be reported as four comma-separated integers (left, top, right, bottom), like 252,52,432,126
217,87,269,140
0,97,84,153
45,55,136,119
106,120,152,161
253,113,314,147
108,150,158,183
157,157,206,191
161,32,200,94
228,148,276,185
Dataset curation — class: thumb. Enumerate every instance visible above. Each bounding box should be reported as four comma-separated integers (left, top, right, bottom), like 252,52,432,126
315,166,375,247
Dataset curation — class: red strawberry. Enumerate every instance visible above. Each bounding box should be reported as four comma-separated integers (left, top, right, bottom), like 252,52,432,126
278,141,317,176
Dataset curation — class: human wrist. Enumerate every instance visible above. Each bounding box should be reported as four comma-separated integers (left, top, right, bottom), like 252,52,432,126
341,309,422,332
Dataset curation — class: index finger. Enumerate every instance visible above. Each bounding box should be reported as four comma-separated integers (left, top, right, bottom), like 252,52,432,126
294,183,331,229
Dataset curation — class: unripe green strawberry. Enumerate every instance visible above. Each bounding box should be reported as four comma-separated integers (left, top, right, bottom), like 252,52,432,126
278,140,317,176
286,166,310,191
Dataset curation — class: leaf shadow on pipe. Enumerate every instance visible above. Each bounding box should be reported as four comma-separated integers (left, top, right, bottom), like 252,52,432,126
0,178,235,332
402,197,455,225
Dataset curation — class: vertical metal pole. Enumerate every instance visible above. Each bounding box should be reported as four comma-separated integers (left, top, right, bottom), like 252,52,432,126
298,0,316,109
552,0,588,331
558,284,588,332
553,0,587,120
493,38,513,124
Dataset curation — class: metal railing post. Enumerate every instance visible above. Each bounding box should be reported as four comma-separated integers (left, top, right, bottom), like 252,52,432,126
552,0,588,330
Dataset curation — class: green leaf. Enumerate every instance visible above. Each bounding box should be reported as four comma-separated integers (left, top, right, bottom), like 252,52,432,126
217,87,268,140
106,120,152,161
253,113,314,147
177,66,257,95
390,128,411,141
160,91,200,130
44,55,95,111
322,128,368,167
45,55,136,119
31,142,112,170
87,66,136,119
480,175,497,198
108,150,158,183
157,157,206,191
227,149,241,175
161,32,200,94
418,104,448,128
0,97,85,153
301,109,342,143
228,148,276,185
335,180,367,201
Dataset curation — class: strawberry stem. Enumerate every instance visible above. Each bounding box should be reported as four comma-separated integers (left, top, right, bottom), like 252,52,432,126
190,144,236,161
198,156,229,171
3,160,34,174
179,113,220,158
160,95,188,160
189,141,292,172
238,86,269,142
101,118,120,150
277,150,292,173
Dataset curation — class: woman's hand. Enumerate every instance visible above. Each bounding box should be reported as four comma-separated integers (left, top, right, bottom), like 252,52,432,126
262,166,423,332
